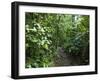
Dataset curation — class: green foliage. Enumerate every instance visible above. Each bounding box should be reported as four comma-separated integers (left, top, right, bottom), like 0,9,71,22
25,13,89,68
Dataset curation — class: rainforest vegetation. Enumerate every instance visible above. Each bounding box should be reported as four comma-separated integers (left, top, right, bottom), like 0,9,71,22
25,12,89,68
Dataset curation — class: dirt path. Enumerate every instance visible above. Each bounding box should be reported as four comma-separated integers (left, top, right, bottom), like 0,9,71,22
54,47,81,66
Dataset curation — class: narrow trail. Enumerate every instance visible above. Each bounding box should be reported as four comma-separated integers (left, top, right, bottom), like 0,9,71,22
54,47,81,66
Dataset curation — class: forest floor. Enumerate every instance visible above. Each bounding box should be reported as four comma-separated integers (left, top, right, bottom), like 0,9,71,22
54,47,81,66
